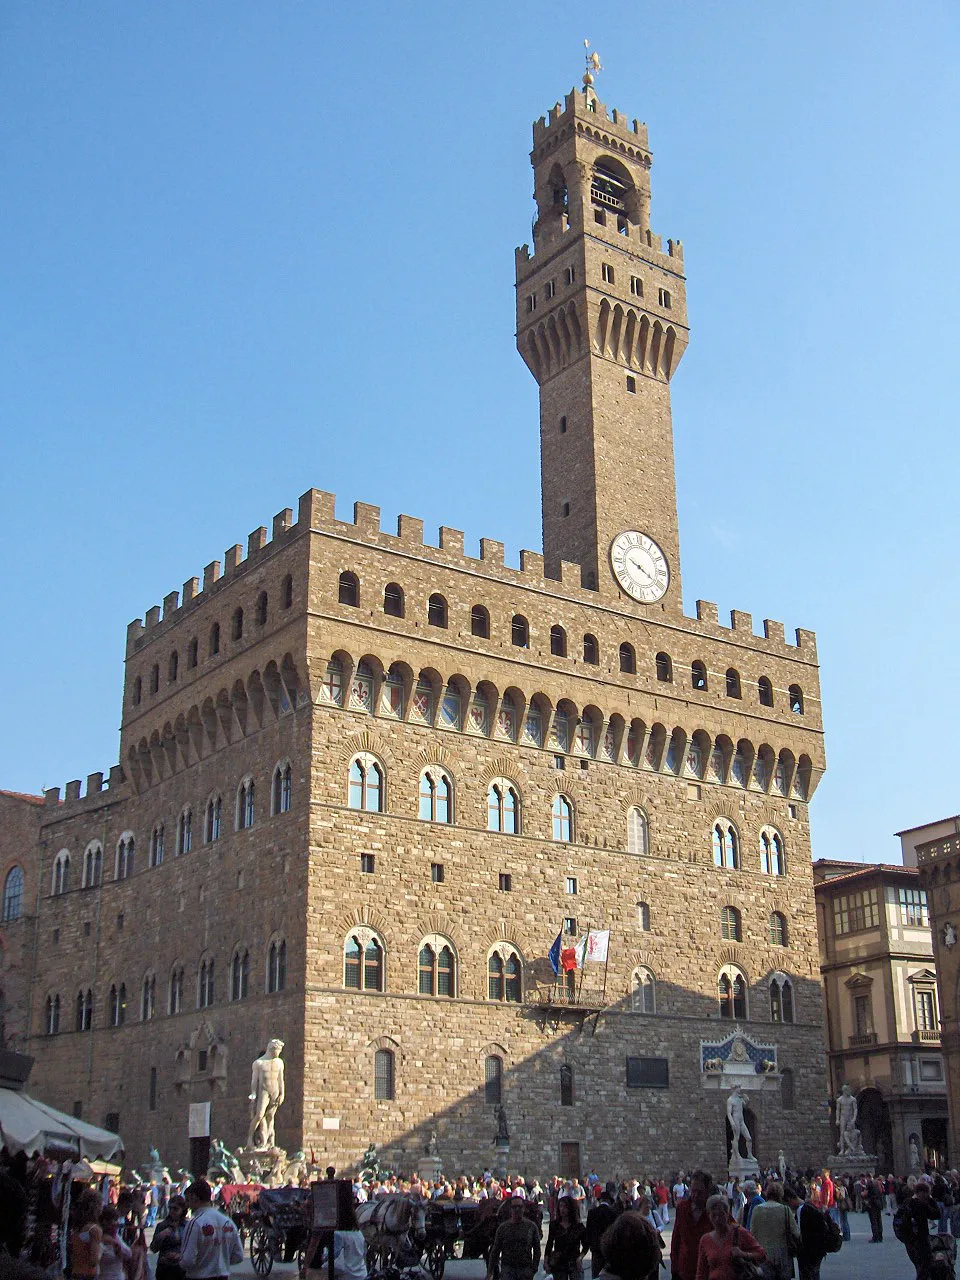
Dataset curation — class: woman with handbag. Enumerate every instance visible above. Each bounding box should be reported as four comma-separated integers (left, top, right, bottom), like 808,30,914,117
545,1195,587,1280
694,1193,766,1280
748,1183,799,1280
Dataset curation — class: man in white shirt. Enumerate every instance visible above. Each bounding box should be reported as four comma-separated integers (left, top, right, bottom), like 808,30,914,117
180,1180,244,1280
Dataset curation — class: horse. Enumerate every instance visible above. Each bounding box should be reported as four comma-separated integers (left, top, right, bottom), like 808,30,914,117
356,1193,428,1271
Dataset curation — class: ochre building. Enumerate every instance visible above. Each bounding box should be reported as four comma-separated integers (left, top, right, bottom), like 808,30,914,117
1,77,831,1176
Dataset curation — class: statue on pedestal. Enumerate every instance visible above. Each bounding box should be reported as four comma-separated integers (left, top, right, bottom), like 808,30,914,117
247,1038,286,1149
726,1086,754,1159
835,1084,859,1156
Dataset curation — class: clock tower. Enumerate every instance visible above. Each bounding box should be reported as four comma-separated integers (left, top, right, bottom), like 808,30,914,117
516,72,689,613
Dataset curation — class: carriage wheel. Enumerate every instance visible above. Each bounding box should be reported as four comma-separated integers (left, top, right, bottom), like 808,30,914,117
426,1240,446,1280
250,1225,275,1276
295,1244,307,1280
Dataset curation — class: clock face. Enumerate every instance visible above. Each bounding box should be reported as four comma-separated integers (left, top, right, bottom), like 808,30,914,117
610,531,670,603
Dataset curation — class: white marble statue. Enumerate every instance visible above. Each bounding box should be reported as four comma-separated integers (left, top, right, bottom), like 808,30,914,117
247,1038,286,1149
726,1086,754,1159
777,1150,786,1180
836,1083,858,1156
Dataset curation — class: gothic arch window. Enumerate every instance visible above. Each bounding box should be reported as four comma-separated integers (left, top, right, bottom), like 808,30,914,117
150,824,164,868
272,761,293,814
769,911,788,946
230,949,250,1001
760,828,786,876
374,1048,395,1100
560,1064,574,1106
168,650,179,683
550,624,567,657
133,676,142,705
726,669,742,699
638,901,651,931
45,993,61,1035
655,652,673,682
344,932,383,992
108,983,127,1028
256,591,268,626
281,575,294,609
484,1054,503,1104
418,936,456,998
758,676,774,707
789,685,804,715
427,593,448,628
713,820,740,870
168,966,184,1015
718,965,748,1019
267,938,287,994
236,777,255,830
487,945,522,1003
511,615,529,648
770,973,794,1023
619,642,636,674
76,988,93,1031
692,660,708,691
205,794,222,843
721,905,742,941
231,607,244,641
197,958,215,1009
209,622,221,656
52,850,70,896
348,753,384,812
141,973,156,1021
487,779,520,834
150,664,160,694
338,572,359,607
187,637,199,668
471,604,490,638
632,967,656,1014
552,794,573,843
627,807,649,855
384,582,404,617
82,842,103,889
419,768,453,824
583,634,599,665
2,866,23,921
177,808,192,856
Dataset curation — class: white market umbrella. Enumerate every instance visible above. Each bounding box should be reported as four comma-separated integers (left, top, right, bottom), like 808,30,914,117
0,1087,123,1160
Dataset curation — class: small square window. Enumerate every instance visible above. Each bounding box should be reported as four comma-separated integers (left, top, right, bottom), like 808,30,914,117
564,916,578,935
499,873,512,893
630,275,643,297
579,759,589,771
566,877,578,895
789,804,798,819
594,209,606,226
83,922,91,938
658,287,672,308
626,376,637,393
545,280,556,299
554,755,566,771
565,266,576,285
602,263,615,284
361,853,376,874
617,215,629,236
431,863,445,884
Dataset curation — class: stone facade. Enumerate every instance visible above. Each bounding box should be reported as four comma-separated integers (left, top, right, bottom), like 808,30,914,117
1,76,831,1178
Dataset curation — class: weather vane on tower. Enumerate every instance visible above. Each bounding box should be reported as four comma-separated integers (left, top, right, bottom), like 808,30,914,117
583,39,603,87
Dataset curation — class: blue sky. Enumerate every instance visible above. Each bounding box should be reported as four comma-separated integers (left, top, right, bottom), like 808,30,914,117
2,2,958,864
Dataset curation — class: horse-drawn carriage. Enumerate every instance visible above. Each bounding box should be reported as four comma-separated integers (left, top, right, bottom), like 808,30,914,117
246,1187,312,1277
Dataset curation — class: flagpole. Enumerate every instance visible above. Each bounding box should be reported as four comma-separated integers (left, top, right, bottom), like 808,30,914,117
576,921,591,1004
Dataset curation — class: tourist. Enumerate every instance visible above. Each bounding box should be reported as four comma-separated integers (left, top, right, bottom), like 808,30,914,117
180,1180,243,1280
594,1212,660,1280
545,1194,588,1280
585,1182,618,1277
864,1174,884,1242
740,1180,763,1230
895,1179,939,1280
99,1209,133,1280
634,1196,664,1234
150,1194,188,1280
70,1189,103,1280
486,1194,541,1280
670,1170,715,1280
306,1198,366,1280
748,1183,799,1280
694,1192,765,1280
784,1185,829,1280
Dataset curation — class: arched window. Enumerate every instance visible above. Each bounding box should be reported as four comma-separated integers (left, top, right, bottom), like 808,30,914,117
272,762,293,814
619,643,636,674
82,843,103,889
205,795,222,843
583,634,599,664
552,794,573,843
236,778,255,830
231,607,244,641
177,809,192,856
418,939,456,997
197,959,215,1009
718,965,748,1019
109,983,127,1028
150,824,164,868
76,988,93,1032
338,572,359,606
209,622,220,656
428,593,448,628
3,866,24,921
511,615,529,648
384,583,404,617
655,652,673,682
691,660,708,691
348,754,384,812
627,807,649,855
484,1054,503,1104
550,624,567,657
713,820,740,869
487,947,522,1003
760,828,786,876
133,676,142,705
721,905,742,942
150,664,160,694
231,949,250,1001
168,967,184,1015
344,933,383,992
770,974,794,1023
632,967,656,1014
267,939,287,994
560,1064,574,1106
789,685,804,715
769,912,788,947
487,780,520,834
419,768,452,823
374,1048,395,1100
52,850,70,896
168,651,179,683
758,676,774,707
471,605,490,638
726,669,742,699
45,994,61,1035
187,637,199,668
281,575,294,609
638,901,651,931
141,973,156,1021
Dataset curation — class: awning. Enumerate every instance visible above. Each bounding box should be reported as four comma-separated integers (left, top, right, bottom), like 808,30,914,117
0,1087,124,1161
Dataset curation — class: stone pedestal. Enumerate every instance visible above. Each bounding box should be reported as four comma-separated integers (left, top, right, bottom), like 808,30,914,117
829,1152,877,1178
728,1153,761,1182
493,1138,510,1182
418,1155,443,1185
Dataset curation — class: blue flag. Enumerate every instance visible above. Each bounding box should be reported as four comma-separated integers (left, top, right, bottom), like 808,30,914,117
548,930,563,976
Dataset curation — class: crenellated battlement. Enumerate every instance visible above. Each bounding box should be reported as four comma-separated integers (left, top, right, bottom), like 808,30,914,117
532,87,650,152
43,764,126,811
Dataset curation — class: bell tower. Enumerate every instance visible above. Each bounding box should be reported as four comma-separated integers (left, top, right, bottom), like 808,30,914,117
516,68,689,613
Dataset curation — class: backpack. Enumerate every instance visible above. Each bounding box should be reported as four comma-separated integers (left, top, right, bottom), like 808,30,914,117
823,1212,843,1253
893,1202,915,1243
